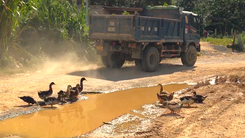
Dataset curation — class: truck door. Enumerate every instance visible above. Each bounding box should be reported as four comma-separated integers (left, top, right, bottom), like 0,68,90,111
184,14,200,44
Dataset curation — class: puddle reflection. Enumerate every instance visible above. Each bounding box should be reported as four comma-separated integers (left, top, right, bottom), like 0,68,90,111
0,83,187,138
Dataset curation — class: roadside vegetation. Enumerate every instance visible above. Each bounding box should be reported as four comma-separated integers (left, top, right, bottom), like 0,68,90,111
0,0,89,72
201,37,233,47
201,32,245,52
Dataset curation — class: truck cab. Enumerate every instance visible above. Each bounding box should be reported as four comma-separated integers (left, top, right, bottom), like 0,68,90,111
182,11,200,52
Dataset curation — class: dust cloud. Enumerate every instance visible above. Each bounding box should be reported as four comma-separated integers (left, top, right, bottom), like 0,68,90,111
24,38,102,75
37,52,101,75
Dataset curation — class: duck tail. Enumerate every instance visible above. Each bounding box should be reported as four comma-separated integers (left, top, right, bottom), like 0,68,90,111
202,95,208,100
35,101,39,106
37,92,42,97
180,104,183,108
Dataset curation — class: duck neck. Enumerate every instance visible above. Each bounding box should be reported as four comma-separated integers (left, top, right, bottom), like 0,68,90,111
160,86,163,93
66,87,71,96
169,93,173,99
193,92,197,96
80,80,84,91
49,84,53,92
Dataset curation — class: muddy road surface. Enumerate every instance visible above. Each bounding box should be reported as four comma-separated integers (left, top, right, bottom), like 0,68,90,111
0,42,245,138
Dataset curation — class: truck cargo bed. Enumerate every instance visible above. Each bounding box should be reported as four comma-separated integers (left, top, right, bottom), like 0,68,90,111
89,14,183,42
89,14,135,41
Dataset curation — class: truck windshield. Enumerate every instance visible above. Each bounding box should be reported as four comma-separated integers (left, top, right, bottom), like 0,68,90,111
189,15,199,30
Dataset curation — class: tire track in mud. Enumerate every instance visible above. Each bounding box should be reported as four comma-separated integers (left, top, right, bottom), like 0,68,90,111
175,98,239,138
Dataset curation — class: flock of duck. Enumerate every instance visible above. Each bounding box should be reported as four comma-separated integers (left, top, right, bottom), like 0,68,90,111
18,80,206,113
19,77,87,107
156,84,207,114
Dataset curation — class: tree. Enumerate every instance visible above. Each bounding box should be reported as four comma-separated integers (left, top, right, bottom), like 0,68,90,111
175,0,245,36
89,0,172,7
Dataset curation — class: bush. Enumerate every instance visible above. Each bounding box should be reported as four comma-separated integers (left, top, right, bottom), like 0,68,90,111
0,0,89,69
201,37,233,46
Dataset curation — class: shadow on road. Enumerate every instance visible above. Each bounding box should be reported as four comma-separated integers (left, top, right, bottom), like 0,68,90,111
67,63,196,81
14,105,33,108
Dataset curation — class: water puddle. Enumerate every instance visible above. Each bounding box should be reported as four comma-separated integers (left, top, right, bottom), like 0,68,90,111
0,83,188,138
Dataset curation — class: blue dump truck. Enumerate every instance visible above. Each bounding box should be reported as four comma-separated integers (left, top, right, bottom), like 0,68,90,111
89,6,200,72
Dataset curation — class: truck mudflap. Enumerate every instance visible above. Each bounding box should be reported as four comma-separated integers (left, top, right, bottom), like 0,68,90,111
196,43,201,52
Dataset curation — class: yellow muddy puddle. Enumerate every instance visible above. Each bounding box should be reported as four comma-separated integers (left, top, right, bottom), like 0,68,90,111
0,83,187,138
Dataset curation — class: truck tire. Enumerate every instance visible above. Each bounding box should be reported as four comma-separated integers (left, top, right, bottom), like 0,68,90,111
101,56,110,68
142,47,160,72
181,45,197,67
107,52,125,69
135,59,143,71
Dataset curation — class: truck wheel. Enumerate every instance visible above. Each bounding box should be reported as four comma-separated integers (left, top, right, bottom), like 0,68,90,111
101,56,110,68
181,45,197,67
135,59,143,71
108,52,125,68
142,47,160,72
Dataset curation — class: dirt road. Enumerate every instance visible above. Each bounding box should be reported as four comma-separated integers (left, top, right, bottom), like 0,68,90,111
0,42,245,137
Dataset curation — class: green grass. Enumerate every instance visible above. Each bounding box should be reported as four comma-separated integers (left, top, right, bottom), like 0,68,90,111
201,37,233,46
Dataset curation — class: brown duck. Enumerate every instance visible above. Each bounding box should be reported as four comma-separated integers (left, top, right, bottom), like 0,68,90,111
38,82,55,100
58,85,72,101
71,77,86,93
44,96,61,107
70,84,80,102
157,92,175,103
57,90,66,101
157,84,169,94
